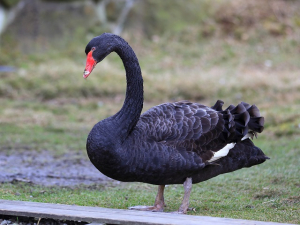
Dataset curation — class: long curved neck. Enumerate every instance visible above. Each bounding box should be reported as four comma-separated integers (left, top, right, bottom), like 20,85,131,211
111,38,144,141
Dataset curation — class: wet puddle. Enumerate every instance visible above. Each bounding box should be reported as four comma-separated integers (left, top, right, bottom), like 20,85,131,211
0,150,115,186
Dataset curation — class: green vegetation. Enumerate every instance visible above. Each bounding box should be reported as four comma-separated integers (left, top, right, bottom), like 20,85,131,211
0,0,299,224
1,137,299,223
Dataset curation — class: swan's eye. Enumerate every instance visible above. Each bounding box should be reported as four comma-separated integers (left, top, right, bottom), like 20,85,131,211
91,47,96,51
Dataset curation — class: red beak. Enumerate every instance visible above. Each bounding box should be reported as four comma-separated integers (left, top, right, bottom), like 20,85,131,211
83,50,97,79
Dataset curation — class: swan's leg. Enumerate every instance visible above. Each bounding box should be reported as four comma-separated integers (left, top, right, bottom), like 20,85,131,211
177,177,193,214
129,185,165,212
153,185,165,210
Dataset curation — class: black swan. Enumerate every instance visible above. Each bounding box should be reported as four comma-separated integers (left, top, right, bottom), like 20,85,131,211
83,33,269,213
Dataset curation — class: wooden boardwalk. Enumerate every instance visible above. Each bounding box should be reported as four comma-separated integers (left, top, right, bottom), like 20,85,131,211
0,200,295,225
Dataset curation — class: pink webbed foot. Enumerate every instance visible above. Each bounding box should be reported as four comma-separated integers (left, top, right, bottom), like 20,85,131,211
128,205,164,212
129,185,165,212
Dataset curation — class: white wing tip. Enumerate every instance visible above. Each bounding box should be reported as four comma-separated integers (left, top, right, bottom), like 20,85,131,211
241,132,256,141
208,143,236,163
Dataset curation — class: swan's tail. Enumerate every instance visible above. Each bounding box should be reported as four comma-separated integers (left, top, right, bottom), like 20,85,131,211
211,100,264,143
193,138,269,183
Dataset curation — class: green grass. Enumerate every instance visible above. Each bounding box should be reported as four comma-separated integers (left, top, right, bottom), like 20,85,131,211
1,136,299,223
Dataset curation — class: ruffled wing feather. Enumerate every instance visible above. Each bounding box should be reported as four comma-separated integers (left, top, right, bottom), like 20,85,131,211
136,100,264,163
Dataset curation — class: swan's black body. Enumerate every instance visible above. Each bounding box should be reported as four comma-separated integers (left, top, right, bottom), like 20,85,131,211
85,33,268,187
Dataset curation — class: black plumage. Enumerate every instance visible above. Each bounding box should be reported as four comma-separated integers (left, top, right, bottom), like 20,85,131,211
83,33,269,213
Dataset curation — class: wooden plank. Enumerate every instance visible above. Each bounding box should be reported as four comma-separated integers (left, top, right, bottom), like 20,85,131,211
0,200,295,225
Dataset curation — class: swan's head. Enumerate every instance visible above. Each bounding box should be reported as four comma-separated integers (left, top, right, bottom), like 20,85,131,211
83,33,117,79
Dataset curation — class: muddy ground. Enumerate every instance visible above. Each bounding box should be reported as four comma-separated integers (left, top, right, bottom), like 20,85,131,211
0,150,116,186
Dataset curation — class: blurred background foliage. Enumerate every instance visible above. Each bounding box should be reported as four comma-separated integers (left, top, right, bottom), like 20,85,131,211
0,0,300,137
1,0,300,59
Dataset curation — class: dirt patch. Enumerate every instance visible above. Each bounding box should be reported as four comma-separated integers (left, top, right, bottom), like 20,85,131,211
282,196,300,206
253,189,282,199
0,150,116,186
